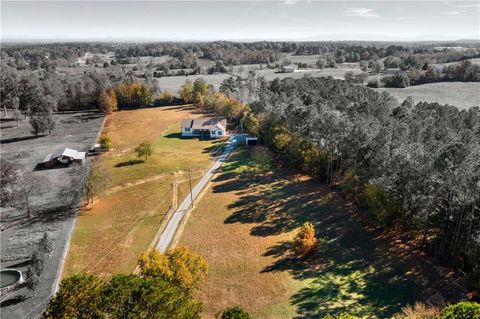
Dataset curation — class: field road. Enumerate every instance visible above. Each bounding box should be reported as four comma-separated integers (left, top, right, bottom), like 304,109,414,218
156,133,244,253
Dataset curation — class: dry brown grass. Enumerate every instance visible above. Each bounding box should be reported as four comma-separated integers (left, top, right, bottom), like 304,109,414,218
178,148,440,318
179,151,300,319
63,105,218,279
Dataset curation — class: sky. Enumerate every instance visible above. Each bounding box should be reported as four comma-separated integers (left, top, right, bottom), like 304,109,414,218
1,0,479,42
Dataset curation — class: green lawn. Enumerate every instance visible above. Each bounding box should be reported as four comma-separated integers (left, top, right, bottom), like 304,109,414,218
180,148,421,318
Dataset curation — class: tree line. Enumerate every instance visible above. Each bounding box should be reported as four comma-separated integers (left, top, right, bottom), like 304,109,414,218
3,41,479,71
212,75,480,291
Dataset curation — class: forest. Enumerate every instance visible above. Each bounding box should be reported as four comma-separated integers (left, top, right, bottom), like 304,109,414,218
209,75,480,291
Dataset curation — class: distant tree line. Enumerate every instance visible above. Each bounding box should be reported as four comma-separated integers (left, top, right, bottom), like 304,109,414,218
3,41,479,71
367,60,480,88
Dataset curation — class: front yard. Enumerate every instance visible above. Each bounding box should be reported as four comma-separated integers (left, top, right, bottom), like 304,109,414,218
62,106,220,278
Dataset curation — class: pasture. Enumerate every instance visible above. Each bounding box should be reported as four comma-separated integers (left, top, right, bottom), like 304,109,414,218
374,82,480,109
157,68,360,93
62,106,220,278
180,148,460,318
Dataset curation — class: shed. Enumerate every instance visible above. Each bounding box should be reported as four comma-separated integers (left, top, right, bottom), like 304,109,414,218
281,64,297,73
60,148,86,164
40,154,56,168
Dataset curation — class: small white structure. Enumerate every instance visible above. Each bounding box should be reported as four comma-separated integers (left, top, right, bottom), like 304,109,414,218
59,148,86,164
281,64,297,73
181,118,227,139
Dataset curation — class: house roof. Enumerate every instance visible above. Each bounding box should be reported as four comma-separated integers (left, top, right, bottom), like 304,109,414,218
181,117,227,131
62,148,86,160
41,153,55,163
282,64,297,70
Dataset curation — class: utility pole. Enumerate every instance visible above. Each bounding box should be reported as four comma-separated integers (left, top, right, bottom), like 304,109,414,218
188,170,193,208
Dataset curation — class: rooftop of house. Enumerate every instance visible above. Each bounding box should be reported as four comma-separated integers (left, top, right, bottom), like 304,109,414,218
181,117,227,131
281,64,297,69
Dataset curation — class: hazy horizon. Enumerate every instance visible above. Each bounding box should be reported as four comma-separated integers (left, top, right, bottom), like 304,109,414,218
1,0,479,42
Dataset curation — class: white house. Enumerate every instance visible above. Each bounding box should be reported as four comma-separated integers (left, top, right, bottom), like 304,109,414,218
281,63,297,73
181,118,227,139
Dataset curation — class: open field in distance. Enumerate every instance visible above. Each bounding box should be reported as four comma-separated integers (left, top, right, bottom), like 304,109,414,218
375,82,480,109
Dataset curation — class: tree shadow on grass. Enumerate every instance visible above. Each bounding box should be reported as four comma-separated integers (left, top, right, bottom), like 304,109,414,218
115,159,144,167
163,133,183,139
211,148,420,318
0,295,29,308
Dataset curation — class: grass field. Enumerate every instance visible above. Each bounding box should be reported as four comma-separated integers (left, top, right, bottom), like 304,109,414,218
179,148,455,318
63,105,220,278
374,82,480,109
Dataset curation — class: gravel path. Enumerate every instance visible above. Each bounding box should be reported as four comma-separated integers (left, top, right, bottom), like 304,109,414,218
156,134,243,253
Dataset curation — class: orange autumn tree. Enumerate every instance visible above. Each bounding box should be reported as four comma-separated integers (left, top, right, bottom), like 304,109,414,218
138,246,208,291
293,222,317,257
116,82,152,108
98,88,118,114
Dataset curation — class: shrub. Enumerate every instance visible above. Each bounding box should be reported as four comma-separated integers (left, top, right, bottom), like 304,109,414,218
216,306,251,319
302,146,329,181
158,91,176,103
393,302,439,319
364,183,400,226
99,136,111,151
439,302,480,319
293,222,317,257
250,146,272,171
339,170,365,205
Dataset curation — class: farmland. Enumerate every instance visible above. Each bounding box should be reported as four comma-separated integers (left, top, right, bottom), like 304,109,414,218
62,106,220,278
157,67,361,93
179,148,462,319
0,112,104,319
374,82,480,109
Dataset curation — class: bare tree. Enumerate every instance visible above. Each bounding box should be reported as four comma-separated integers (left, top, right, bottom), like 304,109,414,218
84,164,112,204
14,169,44,218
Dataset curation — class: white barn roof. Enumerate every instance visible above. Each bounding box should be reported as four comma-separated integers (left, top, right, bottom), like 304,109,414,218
62,148,86,160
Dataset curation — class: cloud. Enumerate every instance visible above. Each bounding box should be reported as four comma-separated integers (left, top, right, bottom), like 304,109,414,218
344,8,380,18
444,10,467,15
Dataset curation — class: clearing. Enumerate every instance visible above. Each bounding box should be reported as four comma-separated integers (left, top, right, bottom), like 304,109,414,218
374,82,480,109
179,148,463,319
62,105,222,278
